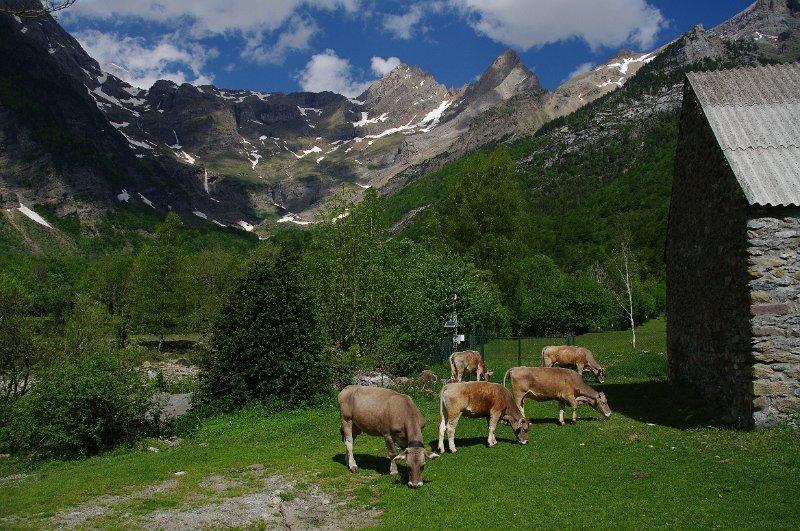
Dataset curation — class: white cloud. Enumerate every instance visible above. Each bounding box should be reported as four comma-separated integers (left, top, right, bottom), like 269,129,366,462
297,49,371,98
66,0,359,65
370,56,402,76
382,4,424,39
449,0,666,51
242,15,318,64
75,30,218,89
566,61,594,80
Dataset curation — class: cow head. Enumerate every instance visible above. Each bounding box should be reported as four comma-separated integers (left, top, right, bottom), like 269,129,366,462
503,415,530,444
394,444,438,488
593,366,606,384
482,370,494,381
592,392,612,418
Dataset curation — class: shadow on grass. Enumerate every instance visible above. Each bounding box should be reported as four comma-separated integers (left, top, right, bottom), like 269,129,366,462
332,453,390,474
332,453,441,487
426,436,517,450
598,380,711,429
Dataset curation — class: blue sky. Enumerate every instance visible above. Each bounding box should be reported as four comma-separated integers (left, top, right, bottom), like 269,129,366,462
60,0,754,96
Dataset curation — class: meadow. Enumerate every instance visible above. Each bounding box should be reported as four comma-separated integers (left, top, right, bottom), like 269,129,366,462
1,319,798,529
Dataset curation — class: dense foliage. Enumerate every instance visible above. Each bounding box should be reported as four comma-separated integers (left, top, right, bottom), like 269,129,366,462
200,251,325,407
2,349,155,458
303,190,509,375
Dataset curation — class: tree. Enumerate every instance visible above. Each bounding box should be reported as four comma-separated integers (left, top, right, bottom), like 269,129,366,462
127,213,187,347
0,275,35,398
599,240,638,349
0,0,77,17
201,251,325,406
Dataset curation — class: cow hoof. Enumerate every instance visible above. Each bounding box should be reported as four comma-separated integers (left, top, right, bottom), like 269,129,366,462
558,421,566,426
349,466,358,473
390,469,398,476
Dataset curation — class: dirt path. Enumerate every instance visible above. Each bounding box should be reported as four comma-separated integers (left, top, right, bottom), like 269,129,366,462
1,466,380,530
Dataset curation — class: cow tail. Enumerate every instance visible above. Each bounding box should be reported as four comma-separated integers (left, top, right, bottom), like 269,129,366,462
503,368,513,388
449,353,457,381
541,346,547,367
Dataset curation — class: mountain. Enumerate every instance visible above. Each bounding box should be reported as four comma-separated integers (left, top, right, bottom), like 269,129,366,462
382,0,800,279
2,0,798,243
0,1,608,236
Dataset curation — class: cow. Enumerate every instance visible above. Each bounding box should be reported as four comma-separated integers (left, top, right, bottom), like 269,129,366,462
437,381,529,453
541,345,606,383
419,370,439,383
503,366,611,425
337,385,438,488
449,350,493,382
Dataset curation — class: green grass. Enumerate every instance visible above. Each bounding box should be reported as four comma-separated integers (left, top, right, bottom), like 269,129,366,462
1,320,798,528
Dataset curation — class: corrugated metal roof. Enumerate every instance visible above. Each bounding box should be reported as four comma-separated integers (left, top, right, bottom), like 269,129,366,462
686,63,800,207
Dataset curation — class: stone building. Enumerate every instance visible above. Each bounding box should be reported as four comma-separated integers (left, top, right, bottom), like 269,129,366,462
667,63,800,428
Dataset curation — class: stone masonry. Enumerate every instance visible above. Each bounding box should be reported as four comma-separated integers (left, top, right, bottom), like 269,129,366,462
747,211,800,427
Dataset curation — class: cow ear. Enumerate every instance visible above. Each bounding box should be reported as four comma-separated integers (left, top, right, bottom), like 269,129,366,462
426,451,439,459
393,451,408,462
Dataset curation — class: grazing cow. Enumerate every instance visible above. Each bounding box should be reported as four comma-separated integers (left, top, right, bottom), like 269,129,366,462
504,367,611,425
449,350,493,382
338,385,438,488
419,370,439,383
437,381,529,453
541,345,606,383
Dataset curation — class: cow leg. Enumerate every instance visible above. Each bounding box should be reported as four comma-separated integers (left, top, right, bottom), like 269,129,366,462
513,389,526,417
437,412,447,454
569,397,579,424
447,412,462,453
341,420,358,472
487,412,500,447
385,436,399,475
558,403,566,426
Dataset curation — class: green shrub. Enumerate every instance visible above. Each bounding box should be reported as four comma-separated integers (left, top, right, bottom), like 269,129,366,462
5,349,155,458
199,252,326,408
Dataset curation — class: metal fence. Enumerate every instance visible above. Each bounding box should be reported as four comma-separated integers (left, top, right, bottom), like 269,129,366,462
437,332,575,369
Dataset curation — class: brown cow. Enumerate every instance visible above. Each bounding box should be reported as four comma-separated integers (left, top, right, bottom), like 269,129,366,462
504,367,611,425
437,381,529,453
541,345,606,383
449,350,493,382
338,385,438,488
419,370,439,383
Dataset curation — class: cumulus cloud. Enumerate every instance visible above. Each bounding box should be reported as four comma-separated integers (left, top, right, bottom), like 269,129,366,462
297,49,372,97
242,15,318,64
449,0,666,51
382,4,425,39
370,56,402,76
65,0,359,65
75,30,218,89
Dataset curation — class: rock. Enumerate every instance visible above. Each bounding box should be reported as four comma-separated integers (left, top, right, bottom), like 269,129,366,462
174,471,187,476
393,376,413,386
752,380,790,397
777,397,800,413
247,464,265,472
352,371,394,387
147,447,160,453
626,433,639,442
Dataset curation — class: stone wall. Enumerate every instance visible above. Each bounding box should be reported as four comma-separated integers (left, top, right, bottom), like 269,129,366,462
667,84,754,428
747,209,800,427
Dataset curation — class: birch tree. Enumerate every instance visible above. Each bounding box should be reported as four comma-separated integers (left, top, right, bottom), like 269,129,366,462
599,241,638,349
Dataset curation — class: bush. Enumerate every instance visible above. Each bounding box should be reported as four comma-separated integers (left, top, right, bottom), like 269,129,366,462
4,349,155,458
199,251,326,408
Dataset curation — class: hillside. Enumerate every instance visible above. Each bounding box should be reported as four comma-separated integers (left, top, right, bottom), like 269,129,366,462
0,0,668,248
380,0,800,331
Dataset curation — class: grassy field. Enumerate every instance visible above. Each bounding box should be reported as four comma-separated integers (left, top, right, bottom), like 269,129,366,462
1,319,798,528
